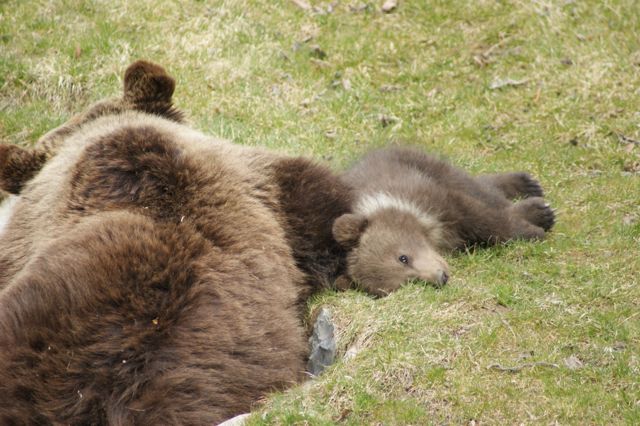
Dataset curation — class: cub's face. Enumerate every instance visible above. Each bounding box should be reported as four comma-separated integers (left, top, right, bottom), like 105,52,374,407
333,210,449,297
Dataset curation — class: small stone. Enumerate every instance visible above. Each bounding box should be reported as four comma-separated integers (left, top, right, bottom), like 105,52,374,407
489,77,528,90
309,45,327,59
349,2,370,13
307,308,337,375
380,84,403,93
382,0,398,13
564,355,583,370
292,0,311,10
325,129,338,139
378,113,399,127
613,342,627,351
622,214,638,226
310,58,330,68
217,413,251,426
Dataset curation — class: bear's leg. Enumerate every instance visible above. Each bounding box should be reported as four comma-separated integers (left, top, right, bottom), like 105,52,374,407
509,196,555,232
476,172,544,200
0,144,48,194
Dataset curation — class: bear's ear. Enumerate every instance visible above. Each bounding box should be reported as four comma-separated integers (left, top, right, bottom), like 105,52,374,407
123,60,175,103
0,144,48,194
333,213,368,248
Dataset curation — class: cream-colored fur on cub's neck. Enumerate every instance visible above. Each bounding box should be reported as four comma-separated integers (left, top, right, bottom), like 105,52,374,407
355,192,446,248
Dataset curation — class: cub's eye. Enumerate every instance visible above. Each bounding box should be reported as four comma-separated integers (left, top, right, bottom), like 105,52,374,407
398,255,410,265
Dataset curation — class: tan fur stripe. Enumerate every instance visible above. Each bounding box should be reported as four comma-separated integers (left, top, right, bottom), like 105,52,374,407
355,192,447,248
0,195,19,235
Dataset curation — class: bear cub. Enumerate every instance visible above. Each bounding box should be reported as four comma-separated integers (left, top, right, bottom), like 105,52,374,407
333,147,555,296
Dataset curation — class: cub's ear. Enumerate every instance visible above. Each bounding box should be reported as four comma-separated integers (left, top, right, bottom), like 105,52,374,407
123,60,175,103
332,213,368,248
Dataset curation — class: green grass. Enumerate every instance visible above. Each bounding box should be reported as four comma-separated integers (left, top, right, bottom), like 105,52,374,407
2,0,639,424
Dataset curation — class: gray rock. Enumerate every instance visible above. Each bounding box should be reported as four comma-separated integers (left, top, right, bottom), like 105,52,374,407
564,355,584,370
307,308,337,375
217,413,250,426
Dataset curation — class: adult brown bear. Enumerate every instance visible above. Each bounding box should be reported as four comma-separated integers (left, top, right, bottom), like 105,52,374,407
0,62,354,305
0,61,315,425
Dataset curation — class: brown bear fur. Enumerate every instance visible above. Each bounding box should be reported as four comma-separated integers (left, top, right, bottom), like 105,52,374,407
0,63,317,424
0,60,183,194
240,151,353,301
334,147,555,296
0,60,372,424
0,62,557,423
0,61,355,300
0,145,48,194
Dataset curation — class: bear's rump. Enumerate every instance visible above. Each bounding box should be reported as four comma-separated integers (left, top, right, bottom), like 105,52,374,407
0,211,307,424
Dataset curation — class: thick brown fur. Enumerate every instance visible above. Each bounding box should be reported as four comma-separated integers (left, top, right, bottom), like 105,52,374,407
0,145,48,194
0,60,370,424
0,63,319,424
241,152,354,301
334,147,555,296
0,62,355,298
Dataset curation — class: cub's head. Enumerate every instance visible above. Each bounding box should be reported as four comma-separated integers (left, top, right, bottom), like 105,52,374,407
333,198,450,297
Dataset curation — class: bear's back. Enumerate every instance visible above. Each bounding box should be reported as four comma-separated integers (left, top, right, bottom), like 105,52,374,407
342,147,450,215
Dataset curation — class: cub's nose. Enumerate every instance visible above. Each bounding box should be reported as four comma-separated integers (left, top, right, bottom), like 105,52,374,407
438,270,449,286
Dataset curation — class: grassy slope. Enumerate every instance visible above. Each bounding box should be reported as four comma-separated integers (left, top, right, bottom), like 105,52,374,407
1,0,639,424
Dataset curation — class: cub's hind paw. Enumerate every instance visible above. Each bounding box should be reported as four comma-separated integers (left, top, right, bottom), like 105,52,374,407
511,197,555,232
477,172,544,199
510,172,544,198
